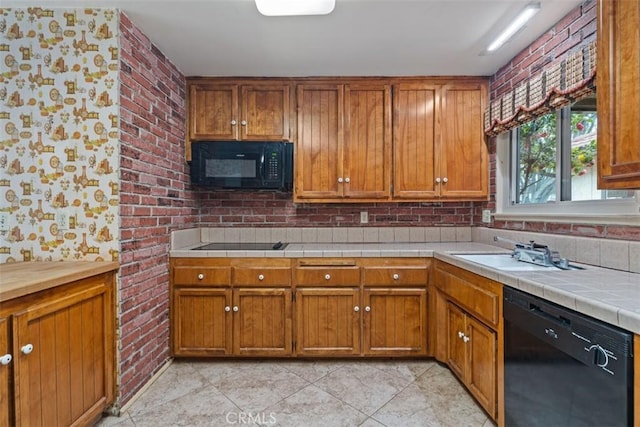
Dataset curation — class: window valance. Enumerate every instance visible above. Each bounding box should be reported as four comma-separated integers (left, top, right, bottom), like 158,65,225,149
484,41,597,137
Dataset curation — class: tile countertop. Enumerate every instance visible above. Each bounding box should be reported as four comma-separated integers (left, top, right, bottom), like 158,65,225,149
170,242,640,336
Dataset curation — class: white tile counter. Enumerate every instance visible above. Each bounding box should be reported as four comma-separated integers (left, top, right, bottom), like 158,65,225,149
170,229,640,335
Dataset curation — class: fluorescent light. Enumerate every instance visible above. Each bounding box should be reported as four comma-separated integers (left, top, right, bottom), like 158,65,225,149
487,3,541,52
255,0,335,16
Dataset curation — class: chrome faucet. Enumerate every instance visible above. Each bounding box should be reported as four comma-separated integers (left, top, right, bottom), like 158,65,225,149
494,236,569,269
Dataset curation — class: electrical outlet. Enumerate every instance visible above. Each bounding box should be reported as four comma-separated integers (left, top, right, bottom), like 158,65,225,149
482,209,492,223
57,212,68,230
0,212,9,232
360,211,369,224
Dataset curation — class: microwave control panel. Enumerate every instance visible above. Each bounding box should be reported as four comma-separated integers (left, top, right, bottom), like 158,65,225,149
266,151,280,181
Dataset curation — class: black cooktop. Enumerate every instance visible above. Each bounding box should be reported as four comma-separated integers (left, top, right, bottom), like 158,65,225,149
192,241,288,251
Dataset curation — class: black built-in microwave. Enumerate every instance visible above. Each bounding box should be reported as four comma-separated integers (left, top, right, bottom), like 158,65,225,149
190,141,293,190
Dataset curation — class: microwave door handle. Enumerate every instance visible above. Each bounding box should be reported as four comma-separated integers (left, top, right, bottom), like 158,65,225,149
259,153,265,183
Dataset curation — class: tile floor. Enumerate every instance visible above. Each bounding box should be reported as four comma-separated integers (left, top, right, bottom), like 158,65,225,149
96,359,495,427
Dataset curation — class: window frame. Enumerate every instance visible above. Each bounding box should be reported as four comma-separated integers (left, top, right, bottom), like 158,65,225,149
495,124,640,225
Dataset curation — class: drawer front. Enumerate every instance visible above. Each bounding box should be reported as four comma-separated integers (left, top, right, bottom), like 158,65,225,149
233,267,291,286
436,267,500,327
173,267,231,286
363,267,428,286
295,267,361,286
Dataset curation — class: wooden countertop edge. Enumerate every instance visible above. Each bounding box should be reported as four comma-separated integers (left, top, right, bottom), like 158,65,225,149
0,261,119,303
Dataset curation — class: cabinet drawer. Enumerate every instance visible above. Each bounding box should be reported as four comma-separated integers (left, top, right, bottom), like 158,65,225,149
173,267,231,286
233,267,291,286
295,267,361,286
435,263,501,328
363,266,428,286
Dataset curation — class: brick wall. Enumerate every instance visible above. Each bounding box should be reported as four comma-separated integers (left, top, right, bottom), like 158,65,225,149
197,191,477,227
484,0,640,241
119,13,197,405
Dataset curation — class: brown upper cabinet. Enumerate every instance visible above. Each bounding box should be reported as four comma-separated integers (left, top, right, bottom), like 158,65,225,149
597,0,640,189
187,81,292,154
295,82,391,202
393,81,488,200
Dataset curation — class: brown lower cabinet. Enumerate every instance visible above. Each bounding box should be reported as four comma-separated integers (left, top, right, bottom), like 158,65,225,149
171,257,429,357
0,269,116,427
434,260,502,423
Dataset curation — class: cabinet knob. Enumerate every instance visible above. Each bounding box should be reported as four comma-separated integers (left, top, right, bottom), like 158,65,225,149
457,331,464,338
230,120,237,125
233,306,239,312
324,274,331,280
354,306,360,312
344,177,350,183
337,177,343,183
442,177,448,183
392,273,399,280
197,273,204,280
463,336,470,343
241,120,247,126
365,306,371,312
258,274,265,281
225,306,231,312
435,177,441,183
21,344,34,355
0,354,12,365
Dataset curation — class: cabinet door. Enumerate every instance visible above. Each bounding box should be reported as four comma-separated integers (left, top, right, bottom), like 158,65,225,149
343,84,391,200
363,288,427,355
439,83,488,199
295,288,361,356
445,302,466,381
393,84,439,199
241,85,290,141
0,316,10,427
13,283,111,427
172,287,232,356
466,316,496,418
597,0,640,188
233,288,292,356
295,84,344,199
189,84,238,140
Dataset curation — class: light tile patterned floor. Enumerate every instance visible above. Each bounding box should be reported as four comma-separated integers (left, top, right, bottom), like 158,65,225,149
96,359,495,427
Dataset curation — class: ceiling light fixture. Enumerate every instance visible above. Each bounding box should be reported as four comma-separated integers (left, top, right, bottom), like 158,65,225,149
487,2,541,52
255,0,335,16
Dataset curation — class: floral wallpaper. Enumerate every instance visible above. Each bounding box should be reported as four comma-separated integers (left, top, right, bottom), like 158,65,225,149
0,7,119,263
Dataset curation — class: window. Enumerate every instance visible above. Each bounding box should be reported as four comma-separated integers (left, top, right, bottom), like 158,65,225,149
510,96,635,205
495,95,639,222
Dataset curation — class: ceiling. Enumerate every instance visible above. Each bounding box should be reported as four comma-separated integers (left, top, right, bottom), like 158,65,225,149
4,0,583,77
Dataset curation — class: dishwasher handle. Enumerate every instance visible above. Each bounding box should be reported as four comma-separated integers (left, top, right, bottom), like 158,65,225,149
529,303,571,328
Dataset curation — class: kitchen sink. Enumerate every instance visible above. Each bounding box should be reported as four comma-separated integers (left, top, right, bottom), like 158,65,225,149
454,253,564,272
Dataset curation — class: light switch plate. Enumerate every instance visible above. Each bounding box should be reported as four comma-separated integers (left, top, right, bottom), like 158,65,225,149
57,212,68,230
482,209,492,223
360,211,368,224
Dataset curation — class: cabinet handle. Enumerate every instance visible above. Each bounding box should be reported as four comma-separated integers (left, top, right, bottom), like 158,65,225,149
324,274,331,280
230,120,237,125
233,306,239,312
197,273,204,280
463,335,470,343
457,331,464,339
443,177,448,183
365,306,371,312
354,306,360,312
241,120,247,126
392,273,399,280
225,306,231,312
435,177,441,183
0,354,12,365
345,177,350,183
337,177,343,183
21,344,34,355
258,274,264,281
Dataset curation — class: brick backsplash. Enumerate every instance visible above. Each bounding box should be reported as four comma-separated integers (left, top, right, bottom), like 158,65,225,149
118,12,197,406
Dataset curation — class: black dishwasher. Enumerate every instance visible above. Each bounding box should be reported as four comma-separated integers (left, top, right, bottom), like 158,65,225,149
504,287,634,427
